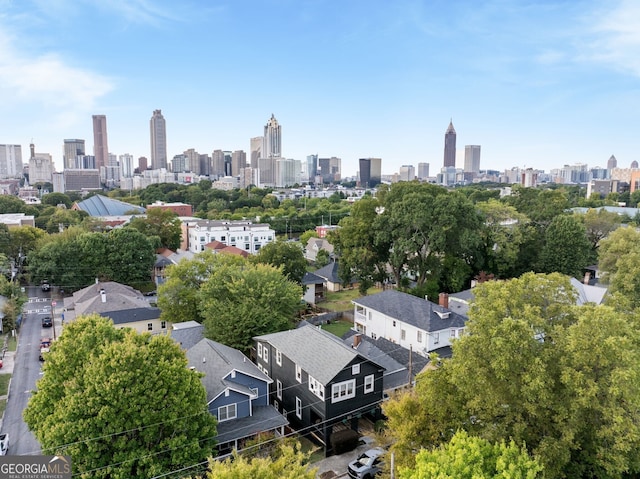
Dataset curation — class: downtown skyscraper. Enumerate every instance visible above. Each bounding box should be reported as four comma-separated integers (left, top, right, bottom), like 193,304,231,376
443,120,456,168
92,115,109,171
150,109,167,170
263,114,281,158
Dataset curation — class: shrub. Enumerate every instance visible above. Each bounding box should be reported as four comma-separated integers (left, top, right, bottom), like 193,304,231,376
330,429,359,455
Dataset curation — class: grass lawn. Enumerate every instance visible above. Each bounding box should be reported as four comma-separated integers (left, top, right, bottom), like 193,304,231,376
0,374,10,396
321,319,354,338
321,287,382,312
0,399,5,417
6,334,17,352
298,436,324,464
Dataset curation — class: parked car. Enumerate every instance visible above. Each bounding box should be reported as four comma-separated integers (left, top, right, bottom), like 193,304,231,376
347,448,385,479
39,337,52,361
0,433,8,455
41,316,52,328
41,281,50,292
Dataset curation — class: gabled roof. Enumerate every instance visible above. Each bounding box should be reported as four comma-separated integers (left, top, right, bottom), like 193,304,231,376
205,241,250,258
255,324,383,385
569,277,607,305
186,338,270,403
74,195,145,216
215,405,289,445
314,260,344,284
171,321,205,350
352,290,467,332
101,307,160,325
301,272,324,285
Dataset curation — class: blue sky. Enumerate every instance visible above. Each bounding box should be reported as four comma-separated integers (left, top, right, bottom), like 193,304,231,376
1,0,639,177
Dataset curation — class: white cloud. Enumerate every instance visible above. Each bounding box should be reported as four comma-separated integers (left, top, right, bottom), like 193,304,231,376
586,0,640,76
0,29,113,127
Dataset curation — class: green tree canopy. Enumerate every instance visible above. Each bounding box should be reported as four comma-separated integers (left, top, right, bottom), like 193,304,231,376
384,273,640,478
538,214,592,277
399,431,542,479
582,208,622,251
41,192,72,208
24,315,217,479
128,207,182,250
253,239,308,284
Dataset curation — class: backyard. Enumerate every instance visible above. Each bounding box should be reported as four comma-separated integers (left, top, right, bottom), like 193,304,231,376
320,287,382,312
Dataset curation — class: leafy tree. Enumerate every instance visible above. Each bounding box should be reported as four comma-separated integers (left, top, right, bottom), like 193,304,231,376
298,229,318,245
538,214,592,277
198,256,302,351
315,248,330,268
582,208,622,252
204,442,315,479
105,228,157,287
598,226,640,281
383,273,640,478
41,192,72,208
253,239,308,284
399,431,542,479
24,315,217,479
0,195,26,214
128,207,182,250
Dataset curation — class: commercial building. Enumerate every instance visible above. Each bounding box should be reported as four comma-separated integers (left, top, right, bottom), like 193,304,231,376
0,144,23,179
92,115,109,172
443,120,456,168
150,109,167,170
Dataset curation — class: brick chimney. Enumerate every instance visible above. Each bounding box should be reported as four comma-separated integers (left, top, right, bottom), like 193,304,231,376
353,334,362,348
438,292,449,309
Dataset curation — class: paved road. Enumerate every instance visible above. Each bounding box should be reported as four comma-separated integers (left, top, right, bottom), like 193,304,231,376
2,285,53,455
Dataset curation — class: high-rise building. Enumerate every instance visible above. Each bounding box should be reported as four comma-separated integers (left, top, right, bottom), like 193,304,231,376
224,151,232,176
250,137,262,169
399,165,415,182
199,154,211,176
172,154,187,173
318,157,342,183
306,155,318,183
418,162,430,180
607,155,617,170
0,144,23,179
138,156,148,172
29,143,54,184
232,150,247,176
150,109,167,170
263,114,281,158
63,139,85,170
184,148,199,175
358,158,382,188
120,154,134,178
443,120,456,168
92,115,109,172
211,150,225,178
464,145,481,174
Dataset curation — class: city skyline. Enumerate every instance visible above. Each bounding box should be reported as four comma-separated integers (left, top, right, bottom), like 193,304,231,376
1,1,639,176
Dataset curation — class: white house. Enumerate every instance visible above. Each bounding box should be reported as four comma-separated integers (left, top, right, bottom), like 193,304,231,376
187,220,275,254
352,290,466,357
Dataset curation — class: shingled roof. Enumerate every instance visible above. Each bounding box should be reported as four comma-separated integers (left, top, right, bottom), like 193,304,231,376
352,289,466,332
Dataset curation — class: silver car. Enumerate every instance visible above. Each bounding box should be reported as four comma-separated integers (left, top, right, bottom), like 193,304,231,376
347,448,385,479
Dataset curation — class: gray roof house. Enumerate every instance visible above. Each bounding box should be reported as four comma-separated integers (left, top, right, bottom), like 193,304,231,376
63,281,169,336
186,338,288,452
352,289,467,357
171,321,205,350
254,325,385,455
314,259,357,292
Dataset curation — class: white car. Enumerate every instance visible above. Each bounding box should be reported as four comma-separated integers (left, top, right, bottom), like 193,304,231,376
0,433,9,455
347,447,385,479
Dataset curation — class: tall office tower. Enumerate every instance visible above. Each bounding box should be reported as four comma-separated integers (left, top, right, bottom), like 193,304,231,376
0,144,23,178
464,145,481,174
63,139,85,169
443,120,456,168
399,165,415,182
306,154,318,183
150,109,167,170
211,150,226,178
224,151,232,176
276,158,301,187
138,156,149,172
418,162,430,179
199,154,211,176
81,156,96,169
92,115,109,171
250,137,262,169
120,154,134,178
263,114,281,158
172,154,187,173
607,155,617,170
108,152,118,167
29,151,54,184
184,148,200,175
358,158,382,188
232,150,247,176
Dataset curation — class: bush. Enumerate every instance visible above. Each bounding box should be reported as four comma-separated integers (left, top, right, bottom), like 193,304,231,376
330,429,359,455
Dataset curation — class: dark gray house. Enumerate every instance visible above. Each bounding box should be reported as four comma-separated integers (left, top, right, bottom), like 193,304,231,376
186,338,288,453
254,325,384,454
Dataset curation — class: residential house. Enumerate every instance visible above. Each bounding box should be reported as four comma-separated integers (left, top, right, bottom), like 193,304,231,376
188,220,275,254
153,248,194,286
204,240,250,258
62,281,170,335
304,237,334,262
171,320,205,350
254,325,384,455
186,338,288,453
352,290,467,358
314,259,357,292
301,272,325,305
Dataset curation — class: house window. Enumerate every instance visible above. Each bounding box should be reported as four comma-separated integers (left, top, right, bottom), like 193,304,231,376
352,364,360,375
231,237,236,242
401,329,406,341
331,379,356,403
296,397,302,419
161,321,166,329
245,244,250,250
308,375,324,400
296,364,302,383
218,403,237,422
277,380,282,399
221,236,226,242
148,323,153,331
258,343,263,358
433,332,440,344
276,349,282,366
450,329,456,338
263,345,269,363
417,331,423,343
200,236,205,242
364,374,375,394
274,400,279,410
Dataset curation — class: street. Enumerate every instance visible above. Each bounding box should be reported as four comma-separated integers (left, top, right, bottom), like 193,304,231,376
2,285,55,455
